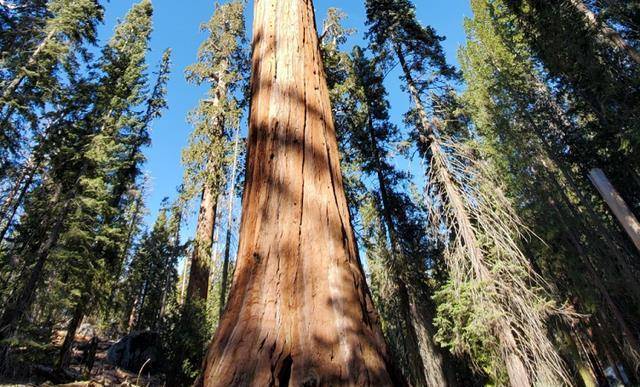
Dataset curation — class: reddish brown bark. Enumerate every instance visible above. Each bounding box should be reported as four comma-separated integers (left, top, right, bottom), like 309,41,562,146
198,0,401,385
186,185,218,302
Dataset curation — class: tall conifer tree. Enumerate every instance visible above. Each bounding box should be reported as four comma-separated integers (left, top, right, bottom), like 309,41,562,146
198,0,403,384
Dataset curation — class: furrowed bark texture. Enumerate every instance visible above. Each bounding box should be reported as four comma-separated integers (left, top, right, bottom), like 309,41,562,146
186,185,218,302
199,0,400,385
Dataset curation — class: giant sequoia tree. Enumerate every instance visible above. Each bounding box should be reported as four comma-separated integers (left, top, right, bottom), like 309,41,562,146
181,0,247,306
198,0,402,385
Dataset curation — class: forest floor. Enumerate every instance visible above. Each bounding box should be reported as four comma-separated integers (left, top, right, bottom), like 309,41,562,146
0,329,164,387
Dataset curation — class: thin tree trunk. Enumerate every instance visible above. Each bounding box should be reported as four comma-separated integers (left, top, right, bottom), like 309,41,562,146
218,125,241,318
1,28,57,101
179,255,190,305
126,293,140,333
57,291,90,372
363,91,444,385
408,295,456,387
198,0,403,384
0,158,39,243
547,194,640,360
0,165,28,221
218,233,230,316
569,0,640,64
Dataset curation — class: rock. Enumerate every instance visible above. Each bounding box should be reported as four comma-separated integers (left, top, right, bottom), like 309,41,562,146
106,331,160,374
77,323,97,339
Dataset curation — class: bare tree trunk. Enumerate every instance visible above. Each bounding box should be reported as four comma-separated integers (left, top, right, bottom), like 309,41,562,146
0,158,39,243
180,255,190,305
198,0,403,384
569,0,640,64
589,168,640,253
186,186,218,303
126,294,140,333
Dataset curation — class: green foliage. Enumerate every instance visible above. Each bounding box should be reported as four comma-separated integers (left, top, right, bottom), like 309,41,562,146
123,208,178,331
159,299,214,385
181,0,248,205
0,0,103,173
434,280,506,384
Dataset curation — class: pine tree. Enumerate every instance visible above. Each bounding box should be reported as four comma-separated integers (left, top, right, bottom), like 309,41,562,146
460,0,640,382
124,207,176,331
0,0,103,176
503,0,640,219
55,0,159,368
330,43,454,386
0,0,157,370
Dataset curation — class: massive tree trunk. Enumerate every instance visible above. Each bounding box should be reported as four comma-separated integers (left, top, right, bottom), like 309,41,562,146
198,0,402,385
186,185,218,303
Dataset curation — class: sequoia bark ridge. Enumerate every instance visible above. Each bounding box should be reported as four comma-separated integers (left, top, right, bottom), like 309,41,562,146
198,0,401,385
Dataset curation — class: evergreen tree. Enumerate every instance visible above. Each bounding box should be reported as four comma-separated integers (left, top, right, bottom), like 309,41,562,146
335,44,454,386
0,0,158,371
181,0,248,307
503,0,640,219
124,208,177,331
0,0,103,177
460,0,640,382
366,0,570,385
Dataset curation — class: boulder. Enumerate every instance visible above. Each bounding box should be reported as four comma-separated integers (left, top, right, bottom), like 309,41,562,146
106,331,160,373
77,323,97,339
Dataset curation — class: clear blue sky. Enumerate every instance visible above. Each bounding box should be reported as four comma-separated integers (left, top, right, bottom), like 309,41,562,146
96,0,472,237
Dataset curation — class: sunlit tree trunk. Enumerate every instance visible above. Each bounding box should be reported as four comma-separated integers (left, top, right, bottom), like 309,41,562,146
186,186,218,302
198,0,402,385
589,168,640,253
